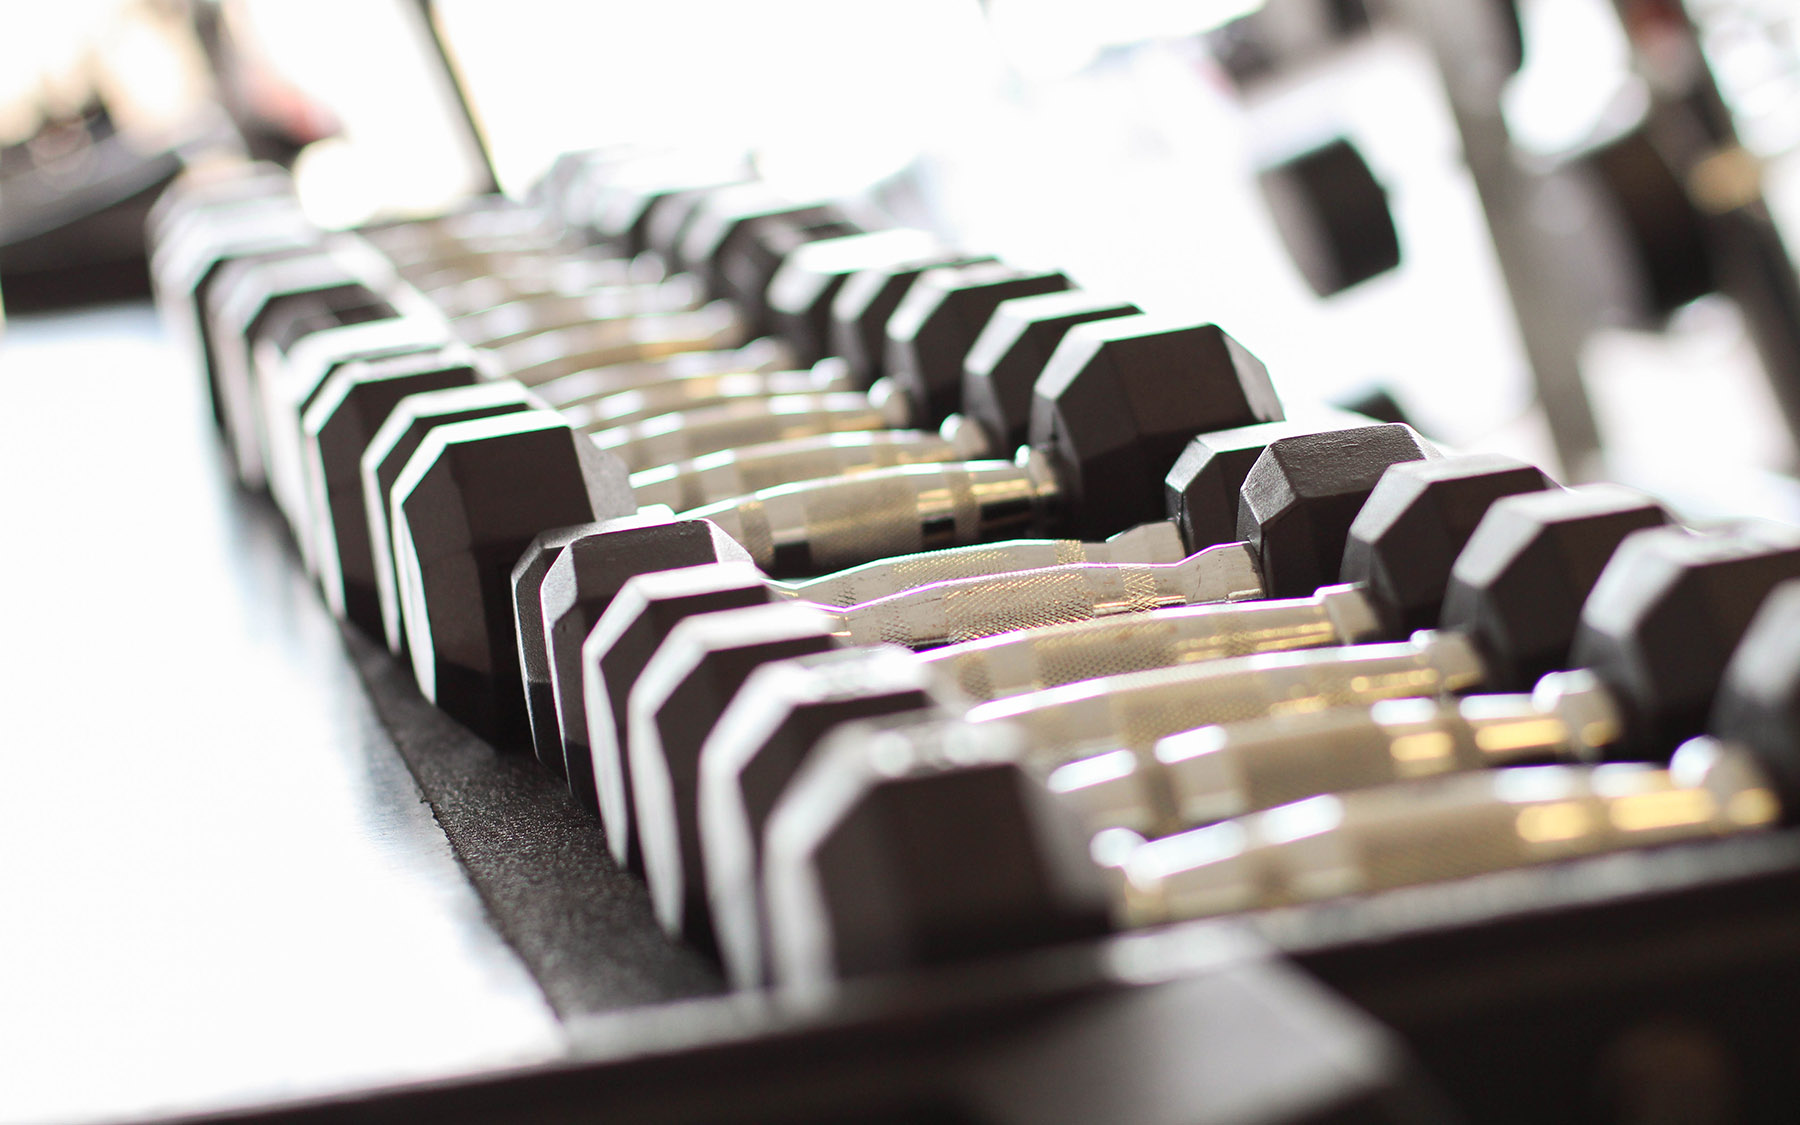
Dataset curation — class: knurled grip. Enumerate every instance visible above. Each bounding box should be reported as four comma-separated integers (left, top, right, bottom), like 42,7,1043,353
968,631,1489,767
488,300,747,386
452,276,705,346
425,254,671,317
826,544,1266,650
693,455,1059,575
592,393,899,472
630,429,983,514
1146,671,1626,828
923,581,1377,702
1124,751,1779,924
774,522,1189,608
563,363,852,432
530,338,796,410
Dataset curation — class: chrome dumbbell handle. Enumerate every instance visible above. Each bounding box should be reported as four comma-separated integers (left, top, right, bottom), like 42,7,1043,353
531,338,796,410
823,544,1264,650
451,275,705,347
1117,742,1779,925
1051,669,1626,835
923,582,1382,703
629,427,986,514
483,300,747,386
692,451,1058,576
774,521,1187,608
563,362,854,432
592,391,903,473
968,631,1489,768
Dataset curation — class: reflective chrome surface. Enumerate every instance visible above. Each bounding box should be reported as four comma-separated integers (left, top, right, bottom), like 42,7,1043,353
0,306,562,1125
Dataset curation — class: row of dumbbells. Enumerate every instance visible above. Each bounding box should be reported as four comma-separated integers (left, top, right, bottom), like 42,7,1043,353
150,149,1800,1002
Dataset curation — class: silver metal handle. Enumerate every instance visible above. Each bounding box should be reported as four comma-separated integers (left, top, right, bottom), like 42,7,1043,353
564,362,852,432
924,581,1377,704
630,428,982,514
771,521,1189,609
451,275,705,346
968,631,1489,768
1051,668,1625,833
827,544,1265,650
692,453,1058,575
484,300,747,386
591,392,900,473
1119,741,1779,924
530,338,796,410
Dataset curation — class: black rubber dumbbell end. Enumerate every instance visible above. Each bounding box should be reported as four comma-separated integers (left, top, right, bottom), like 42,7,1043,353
764,714,1110,992
1440,485,1672,693
700,646,948,988
1572,522,1800,757
1340,453,1557,635
536,513,754,796
1033,316,1286,543
1163,411,1380,551
394,412,635,747
1236,423,1439,599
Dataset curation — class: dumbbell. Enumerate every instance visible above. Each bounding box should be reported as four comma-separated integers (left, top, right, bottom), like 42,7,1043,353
252,268,785,579
667,453,1556,972
761,705,1778,992
529,404,1438,801
324,237,1094,655
1042,489,1738,830
596,439,1531,943
520,327,1379,806
280,214,1005,663
753,521,1800,987
615,279,1158,514
955,485,1693,775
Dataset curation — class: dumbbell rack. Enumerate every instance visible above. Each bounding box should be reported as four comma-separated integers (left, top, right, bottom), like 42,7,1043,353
149,164,1800,1125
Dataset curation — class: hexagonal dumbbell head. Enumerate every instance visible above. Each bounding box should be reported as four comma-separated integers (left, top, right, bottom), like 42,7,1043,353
699,646,949,988
1236,423,1439,598
1706,576,1800,810
150,198,313,433
510,521,613,771
1032,316,1286,542
1709,579,1800,816
830,251,997,388
1339,453,1558,635
303,348,482,634
207,249,395,487
725,212,864,329
1440,486,1671,692
392,412,635,745
630,602,840,946
591,164,748,256
677,185,853,306
584,563,774,869
960,290,1143,452
534,515,753,800
884,262,1072,425
764,713,1109,992
1258,136,1401,297
1164,410,1384,549
363,382,539,656
271,316,456,566
766,228,945,365
1572,522,1800,755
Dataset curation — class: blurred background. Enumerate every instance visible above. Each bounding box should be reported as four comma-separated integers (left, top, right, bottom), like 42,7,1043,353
4,0,1800,515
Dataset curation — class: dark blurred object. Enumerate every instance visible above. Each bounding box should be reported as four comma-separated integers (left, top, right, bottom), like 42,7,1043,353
0,0,339,312
192,0,341,169
1258,136,1402,297
1333,382,1420,431
0,102,185,310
